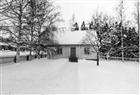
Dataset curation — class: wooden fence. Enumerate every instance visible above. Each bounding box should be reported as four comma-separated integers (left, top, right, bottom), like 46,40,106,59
0,54,47,64
100,55,139,62
0,54,139,64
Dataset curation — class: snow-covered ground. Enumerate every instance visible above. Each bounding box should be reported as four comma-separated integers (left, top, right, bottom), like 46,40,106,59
0,58,139,94
0,50,31,57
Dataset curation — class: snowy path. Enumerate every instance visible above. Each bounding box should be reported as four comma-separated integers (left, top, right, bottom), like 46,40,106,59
0,58,139,94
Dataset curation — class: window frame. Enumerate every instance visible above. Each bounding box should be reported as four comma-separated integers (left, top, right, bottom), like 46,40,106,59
57,48,62,55
84,47,90,55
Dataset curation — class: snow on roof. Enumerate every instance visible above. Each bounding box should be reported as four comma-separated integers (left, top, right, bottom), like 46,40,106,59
56,30,96,45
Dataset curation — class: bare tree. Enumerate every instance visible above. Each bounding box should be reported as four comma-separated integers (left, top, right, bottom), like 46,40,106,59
115,0,127,62
0,0,8,31
24,0,62,58
134,0,140,34
1,0,28,62
69,13,76,29
82,30,100,66
23,0,38,60
82,10,114,66
69,13,75,27
133,0,140,59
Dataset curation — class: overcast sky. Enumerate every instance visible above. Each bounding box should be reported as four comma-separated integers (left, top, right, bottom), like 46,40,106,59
55,0,137,28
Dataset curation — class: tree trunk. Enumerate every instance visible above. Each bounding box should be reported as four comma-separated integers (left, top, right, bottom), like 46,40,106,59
97,52,99,66
29,35,32,61
29,46,32,61
29,22,34,61
29,0,35,61
15,5,22,63
37,27,41,59
15,44,20,63
121,25,124,63
120,0,124,63
36,45,41,59
138,0,140,62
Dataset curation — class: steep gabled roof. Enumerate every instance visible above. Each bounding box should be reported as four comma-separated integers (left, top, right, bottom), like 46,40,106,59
56,30,96,45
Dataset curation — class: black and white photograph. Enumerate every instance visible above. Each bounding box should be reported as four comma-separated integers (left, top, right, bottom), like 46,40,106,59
0,0,139,94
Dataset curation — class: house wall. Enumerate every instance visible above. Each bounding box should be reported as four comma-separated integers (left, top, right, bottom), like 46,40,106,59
50,46,69,59
50,45,97,60
79,46,97,59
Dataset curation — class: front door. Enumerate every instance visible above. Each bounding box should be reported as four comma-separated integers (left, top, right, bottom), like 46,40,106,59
71,47,76,58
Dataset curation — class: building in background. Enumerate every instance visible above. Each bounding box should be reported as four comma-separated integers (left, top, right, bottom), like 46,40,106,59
49,30,97,61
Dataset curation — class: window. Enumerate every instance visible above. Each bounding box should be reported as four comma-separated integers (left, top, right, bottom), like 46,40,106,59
84,48,90,55
57,48,62,54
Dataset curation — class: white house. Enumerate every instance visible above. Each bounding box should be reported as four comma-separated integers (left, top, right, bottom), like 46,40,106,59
49,30,97,61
